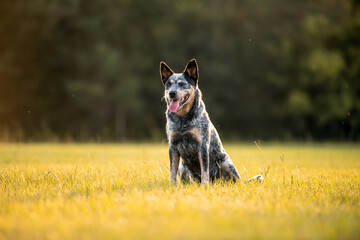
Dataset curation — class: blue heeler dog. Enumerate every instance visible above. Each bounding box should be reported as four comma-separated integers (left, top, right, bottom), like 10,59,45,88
160,58,241,184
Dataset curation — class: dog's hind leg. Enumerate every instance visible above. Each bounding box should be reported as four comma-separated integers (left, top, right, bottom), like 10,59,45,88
178,162,192,183
219,158,241,182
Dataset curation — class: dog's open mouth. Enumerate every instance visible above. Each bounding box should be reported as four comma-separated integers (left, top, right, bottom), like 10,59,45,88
169,94,190,112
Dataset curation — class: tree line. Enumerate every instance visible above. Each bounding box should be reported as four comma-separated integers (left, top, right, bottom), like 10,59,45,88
0,0,359,141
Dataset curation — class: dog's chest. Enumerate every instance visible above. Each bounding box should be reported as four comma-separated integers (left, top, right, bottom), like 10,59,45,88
171,132,199,153
167,118,200,160
171,131,201,173
167,114,204,168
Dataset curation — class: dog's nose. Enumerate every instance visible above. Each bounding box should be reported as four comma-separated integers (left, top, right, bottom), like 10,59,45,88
169,91,176,99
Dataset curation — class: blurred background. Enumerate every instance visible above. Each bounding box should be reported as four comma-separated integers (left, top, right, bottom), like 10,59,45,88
0,0,359,142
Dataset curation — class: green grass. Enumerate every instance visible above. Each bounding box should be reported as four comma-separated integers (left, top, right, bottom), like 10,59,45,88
0,143,359,239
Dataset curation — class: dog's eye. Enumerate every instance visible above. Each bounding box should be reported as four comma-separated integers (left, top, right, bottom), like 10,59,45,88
178,82,185,87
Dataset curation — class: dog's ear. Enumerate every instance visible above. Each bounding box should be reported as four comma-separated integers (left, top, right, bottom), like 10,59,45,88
160,61,174,85
183,58,199,84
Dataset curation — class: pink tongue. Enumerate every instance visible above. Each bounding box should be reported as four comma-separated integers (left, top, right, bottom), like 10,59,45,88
169,100,180,112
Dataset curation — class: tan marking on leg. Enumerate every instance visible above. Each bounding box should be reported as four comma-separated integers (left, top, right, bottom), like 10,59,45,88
198,151,210,184
170,151,180,183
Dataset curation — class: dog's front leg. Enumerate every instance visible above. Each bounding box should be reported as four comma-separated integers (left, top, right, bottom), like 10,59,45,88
198,143,210,184
169,146,180,184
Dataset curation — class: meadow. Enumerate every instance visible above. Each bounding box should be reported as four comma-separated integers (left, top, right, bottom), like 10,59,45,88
0,143,359,239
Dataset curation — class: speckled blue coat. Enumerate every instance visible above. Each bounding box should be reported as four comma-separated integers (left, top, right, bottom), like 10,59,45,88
160,59,240,184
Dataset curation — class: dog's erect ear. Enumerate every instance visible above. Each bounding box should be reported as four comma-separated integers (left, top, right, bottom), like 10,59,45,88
160,61,174,84
183,58,199,84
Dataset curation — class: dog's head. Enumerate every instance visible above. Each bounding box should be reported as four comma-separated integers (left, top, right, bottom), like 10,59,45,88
160,59,199,115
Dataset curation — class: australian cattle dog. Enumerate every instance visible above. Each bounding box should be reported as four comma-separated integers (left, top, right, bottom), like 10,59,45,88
160,58,241,184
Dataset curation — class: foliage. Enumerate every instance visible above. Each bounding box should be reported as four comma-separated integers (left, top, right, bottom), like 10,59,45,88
0,0,359,141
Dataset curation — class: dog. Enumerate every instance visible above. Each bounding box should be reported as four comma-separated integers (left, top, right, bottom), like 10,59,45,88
160,58,241,184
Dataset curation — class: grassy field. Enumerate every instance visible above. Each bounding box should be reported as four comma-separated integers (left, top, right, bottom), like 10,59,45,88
0,143,359,239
